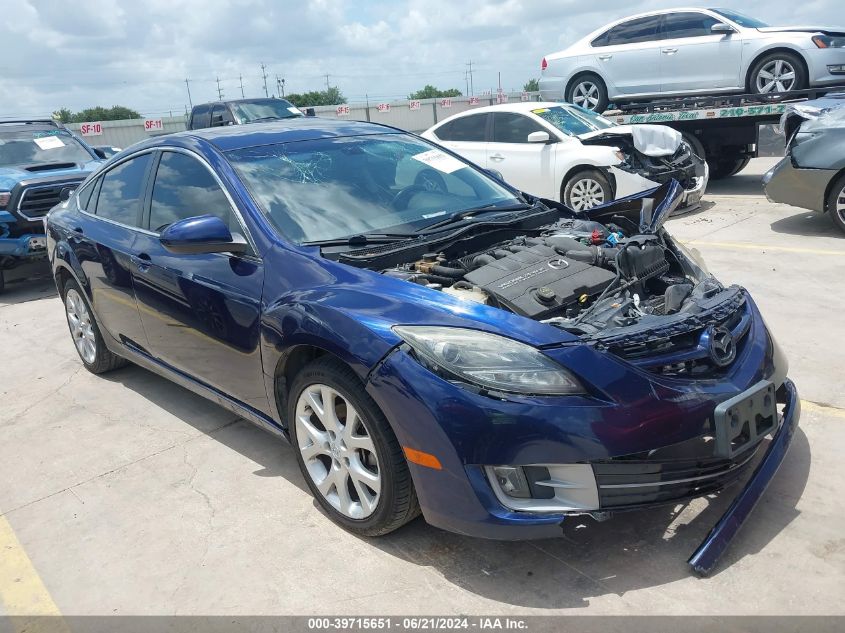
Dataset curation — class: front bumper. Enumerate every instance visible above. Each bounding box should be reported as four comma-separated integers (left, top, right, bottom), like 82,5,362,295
610,151,708,209
0,234,48,259
367,298,798,573
763,156,835,213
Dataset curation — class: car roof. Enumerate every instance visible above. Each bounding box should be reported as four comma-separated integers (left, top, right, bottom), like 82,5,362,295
148,117,406,152
432,101,575,125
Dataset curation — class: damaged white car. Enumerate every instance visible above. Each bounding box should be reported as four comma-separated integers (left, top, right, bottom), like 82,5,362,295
422,102,708,211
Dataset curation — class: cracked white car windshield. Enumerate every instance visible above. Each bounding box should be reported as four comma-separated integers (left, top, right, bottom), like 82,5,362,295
227,133,518,244
0,129,93,167
531,105,615,136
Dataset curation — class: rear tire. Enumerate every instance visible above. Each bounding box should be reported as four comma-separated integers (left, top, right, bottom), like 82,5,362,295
566,74,609,112
62,278,127,374
563,169,613,210
707,156,750,180
288,356,420,536
748,52,807,94
826,173,845,234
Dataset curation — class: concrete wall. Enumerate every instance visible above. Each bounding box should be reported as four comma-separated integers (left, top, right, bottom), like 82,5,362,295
63,92,539,149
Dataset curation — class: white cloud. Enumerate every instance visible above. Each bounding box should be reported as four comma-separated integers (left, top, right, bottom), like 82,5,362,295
0,0,840,117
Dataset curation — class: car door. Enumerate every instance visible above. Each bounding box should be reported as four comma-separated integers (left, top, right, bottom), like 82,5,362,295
591,15,663,96
70,153,154,351
430,113,490,168
658,11,744,92
485,112,558,198
129,149,268,412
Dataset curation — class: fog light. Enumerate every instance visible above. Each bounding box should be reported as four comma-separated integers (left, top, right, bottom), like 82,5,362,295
491,466,531,498
829,64,845,74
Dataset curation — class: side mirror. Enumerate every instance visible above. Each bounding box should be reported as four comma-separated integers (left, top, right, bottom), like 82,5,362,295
92,148,108,160
159,215,248,255
59,186,76,202
527,130,552,143
484,168,506,182
711,23,736,34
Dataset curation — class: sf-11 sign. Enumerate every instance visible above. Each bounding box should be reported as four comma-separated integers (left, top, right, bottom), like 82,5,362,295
336,105,351,116
144,119,164,132
376,103,390,113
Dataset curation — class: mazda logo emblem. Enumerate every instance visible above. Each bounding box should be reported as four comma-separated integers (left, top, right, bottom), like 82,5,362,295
707,326,736,367
547,258,569,270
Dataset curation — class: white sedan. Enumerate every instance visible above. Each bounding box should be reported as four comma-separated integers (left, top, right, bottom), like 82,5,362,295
422,102,708,210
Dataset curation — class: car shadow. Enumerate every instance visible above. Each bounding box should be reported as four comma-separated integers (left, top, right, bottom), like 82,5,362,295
770,210,843,239
96,360,811,608
706,173,765,197
0,261,56,306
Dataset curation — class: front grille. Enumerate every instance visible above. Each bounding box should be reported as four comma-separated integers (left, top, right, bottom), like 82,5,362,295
592,434,763,510
16,182,80,220
604,293,750,378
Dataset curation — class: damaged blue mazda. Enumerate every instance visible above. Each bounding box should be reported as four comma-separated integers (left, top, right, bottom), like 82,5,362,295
45,119,799,576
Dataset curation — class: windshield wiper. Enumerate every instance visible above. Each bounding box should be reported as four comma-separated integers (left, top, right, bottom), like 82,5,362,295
417,202,534,233
302,232,414,248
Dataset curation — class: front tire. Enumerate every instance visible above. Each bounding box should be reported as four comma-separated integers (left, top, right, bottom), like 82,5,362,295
288,356,419,536
566,74,609,112
826,173,845,234
62,278,127,374
748,52,807,94
563,169,613,210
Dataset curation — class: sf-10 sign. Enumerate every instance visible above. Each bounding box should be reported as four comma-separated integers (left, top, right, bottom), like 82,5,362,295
144,119,164,132
376,103,390,113
79,122,103,136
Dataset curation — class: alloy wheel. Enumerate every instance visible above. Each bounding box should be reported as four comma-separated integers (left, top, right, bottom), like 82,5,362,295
836,185,845,225
295,384,382,519
568,178,605,210
65,288,97,364
571,81,600,110
755,59,796,93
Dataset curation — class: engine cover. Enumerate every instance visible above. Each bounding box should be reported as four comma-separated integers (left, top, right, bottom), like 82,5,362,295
464,244,616,318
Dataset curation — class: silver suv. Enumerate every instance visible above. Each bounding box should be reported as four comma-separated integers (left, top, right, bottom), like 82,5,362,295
539,8,845,111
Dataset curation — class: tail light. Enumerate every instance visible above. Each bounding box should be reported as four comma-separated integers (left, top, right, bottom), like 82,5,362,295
541,57,548,71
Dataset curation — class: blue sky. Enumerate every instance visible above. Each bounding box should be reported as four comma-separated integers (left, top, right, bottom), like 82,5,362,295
0,0,841,117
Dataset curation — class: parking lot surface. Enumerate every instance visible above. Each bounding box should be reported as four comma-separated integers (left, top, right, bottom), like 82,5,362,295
1,158,843,616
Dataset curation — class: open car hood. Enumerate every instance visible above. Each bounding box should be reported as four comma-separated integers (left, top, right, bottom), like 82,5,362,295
756,26,845,35
578,124,682,157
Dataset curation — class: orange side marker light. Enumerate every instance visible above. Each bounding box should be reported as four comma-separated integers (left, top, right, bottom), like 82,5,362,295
403,446,443,470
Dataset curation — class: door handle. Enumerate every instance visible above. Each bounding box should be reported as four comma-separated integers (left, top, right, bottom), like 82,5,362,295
489,154,505,161
598,54,613,61
661,48,678,54
132,253,152,272
72,227,83,234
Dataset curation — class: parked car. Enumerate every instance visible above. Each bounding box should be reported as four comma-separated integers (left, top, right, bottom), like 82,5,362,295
187,97,303,130
539,7,845,111
422,102,707,210
0,119,102,292
46,118,798,575
763,93,845,232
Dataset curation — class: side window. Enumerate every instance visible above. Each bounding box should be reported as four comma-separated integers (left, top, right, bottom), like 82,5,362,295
76,178,97,211
149,151,235,233
435,114,488,142
604,15,661,45
491,113,545,143
93,154,152,226
660,12,721,39
190,104,211,129
210,105,234,127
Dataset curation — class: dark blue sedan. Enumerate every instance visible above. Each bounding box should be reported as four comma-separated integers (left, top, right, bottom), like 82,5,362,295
46,119,799,575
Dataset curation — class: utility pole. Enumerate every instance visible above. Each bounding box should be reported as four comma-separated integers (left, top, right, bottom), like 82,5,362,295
466,60,474,95
464,70,469,96
324,74,330,91
279,77,285,97
216,76,224,100
276,75,284,98
498,71,502,93
239,74,245,98
184,78,193,108
260,63,269,97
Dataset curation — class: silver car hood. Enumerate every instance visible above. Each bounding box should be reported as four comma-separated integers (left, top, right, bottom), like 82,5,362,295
756,26,845,35
578,124,682,157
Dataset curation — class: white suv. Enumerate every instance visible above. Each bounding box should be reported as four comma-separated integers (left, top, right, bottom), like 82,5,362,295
539,7,845,111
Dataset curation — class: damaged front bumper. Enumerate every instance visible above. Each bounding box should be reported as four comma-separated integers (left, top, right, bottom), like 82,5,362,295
610,150,709,209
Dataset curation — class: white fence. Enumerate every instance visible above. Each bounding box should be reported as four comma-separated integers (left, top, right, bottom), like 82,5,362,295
65,92,541,149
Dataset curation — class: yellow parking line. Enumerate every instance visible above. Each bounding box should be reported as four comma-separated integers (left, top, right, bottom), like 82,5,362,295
685,240,845,256
0,515,68,632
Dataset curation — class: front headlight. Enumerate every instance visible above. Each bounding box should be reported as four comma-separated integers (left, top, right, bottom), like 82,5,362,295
392,326,584,395
813,34,845,48
671,238,712,279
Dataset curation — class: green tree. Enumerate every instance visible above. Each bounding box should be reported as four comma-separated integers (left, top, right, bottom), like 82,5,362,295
408,85,462,100
523,78,539,92
52,108,73,123
52,105,142,122
286,87,346,107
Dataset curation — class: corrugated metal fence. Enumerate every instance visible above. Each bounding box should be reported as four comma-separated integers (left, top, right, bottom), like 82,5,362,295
65,92,540,149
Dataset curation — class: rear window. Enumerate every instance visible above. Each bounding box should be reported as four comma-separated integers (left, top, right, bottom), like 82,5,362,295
190,104,212,129
434,114,488,142
593,15,661,46
230,99,303,124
